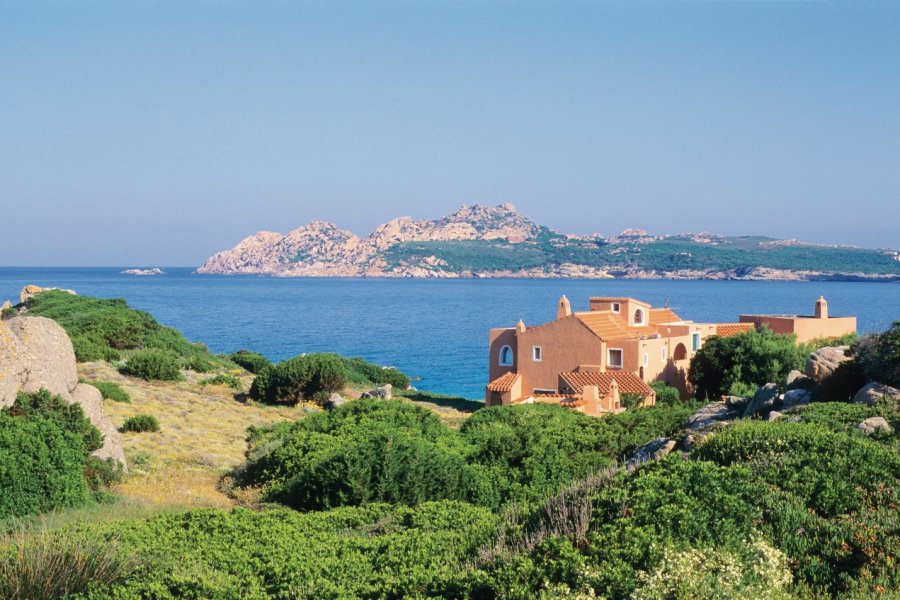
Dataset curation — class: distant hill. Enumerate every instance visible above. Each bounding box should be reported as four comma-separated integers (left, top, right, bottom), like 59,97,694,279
196,204,900,281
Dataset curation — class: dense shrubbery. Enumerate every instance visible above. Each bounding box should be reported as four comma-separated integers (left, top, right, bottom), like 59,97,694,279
342,356,411,389
851,320,900,387
119,350,183,381
249,353,348,404
199,373,243,391
0,390,108,519
649,381,682,405
230,349,273,374
239,400,697,511
88,381,130,403
121,414,160,433
689,326,805,399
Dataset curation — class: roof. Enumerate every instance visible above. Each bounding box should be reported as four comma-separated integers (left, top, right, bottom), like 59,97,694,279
715,322,755,337
649,308,682,325
487,372,519,392
575,311,640,340
559,371,653,396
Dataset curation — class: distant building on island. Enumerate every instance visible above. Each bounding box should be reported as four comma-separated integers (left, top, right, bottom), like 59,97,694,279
486,295,754,415
739,296,857,343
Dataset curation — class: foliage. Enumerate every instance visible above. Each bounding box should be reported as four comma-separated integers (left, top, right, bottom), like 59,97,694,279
689,326,805,399
199,373,243,391
121,414,160,433
342,356,411,389
119,350,184,381
0,530,137,600
649,381,682,405
0,391,100,519
229,350,273,374
181,354,215,373
249,353,348,405
850,320,900,387
88,381,130,403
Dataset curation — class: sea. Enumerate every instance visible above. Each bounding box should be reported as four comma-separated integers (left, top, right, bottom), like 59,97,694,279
2,267,899,399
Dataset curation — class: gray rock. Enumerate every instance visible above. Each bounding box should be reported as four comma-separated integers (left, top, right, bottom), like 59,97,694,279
856,416,893,436
743,383,779,418
852,382,900,407
324,393,347,410
780,388,813,411
361,384,393,400
786,370,815,390
786,370,804,386
724,395,747,411
805,346,850,383
766,410,784,421
687,402,739,431
628,437,676,466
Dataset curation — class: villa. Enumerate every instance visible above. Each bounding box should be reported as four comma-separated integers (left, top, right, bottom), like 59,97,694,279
485,295,755,415
739,296,856,343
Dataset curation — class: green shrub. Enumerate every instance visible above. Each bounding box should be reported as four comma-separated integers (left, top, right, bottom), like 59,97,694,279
0,391,100,519
84,456,125,491
199,374,243,391
120,350,183,381
649,381,682,405
343,356,411,389
122,414,160,433
689,326,805,400
182,355,214,373
89,381,130,403
850,320,900,388
230,350,273,374
250,353,348,405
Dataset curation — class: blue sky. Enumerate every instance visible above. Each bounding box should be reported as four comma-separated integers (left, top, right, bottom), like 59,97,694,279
1,1,898,266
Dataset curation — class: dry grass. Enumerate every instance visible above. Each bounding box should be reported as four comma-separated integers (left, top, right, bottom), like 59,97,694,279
78,362,308,509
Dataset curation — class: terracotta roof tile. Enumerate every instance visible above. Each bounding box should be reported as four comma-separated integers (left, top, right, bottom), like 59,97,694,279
487,372,519,392
715,323,755,337
649,308,683,325
559,371,653,396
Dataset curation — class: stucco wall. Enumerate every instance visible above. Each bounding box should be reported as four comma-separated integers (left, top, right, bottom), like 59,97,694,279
517,316,602,395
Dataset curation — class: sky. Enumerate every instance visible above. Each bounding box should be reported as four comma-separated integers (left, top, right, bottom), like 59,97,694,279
1,1,898,266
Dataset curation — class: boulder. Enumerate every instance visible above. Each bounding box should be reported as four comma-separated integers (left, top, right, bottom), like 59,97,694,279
852,382,900,407
766,410,784,421
1,300,10,311
361,384,393,400
780,388,813,411
19,284,76,304
628,437,676,466
687,402,739,431
324,393,347,411
0,316,126,470
724,395,748,412
856,416,893,436
743,383,779,418
805,346,850,383
786,370,815,390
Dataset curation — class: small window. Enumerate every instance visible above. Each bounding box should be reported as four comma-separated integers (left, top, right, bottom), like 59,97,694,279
532,346,542,362
634,308,645,325
499,345,514,367
643,353,649,367
608,348,623,369
612,302,621,313
533,388,557,395
661,346,668,362
692,332,701,352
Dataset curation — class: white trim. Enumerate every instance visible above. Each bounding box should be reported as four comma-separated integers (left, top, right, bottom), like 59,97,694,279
532,346,542,362
612,302,621,313
643,352,649,367
499,345,514,367
692,332,702,352
607,348,624,369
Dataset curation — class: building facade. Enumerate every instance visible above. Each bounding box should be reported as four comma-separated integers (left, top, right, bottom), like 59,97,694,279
739,296,856,344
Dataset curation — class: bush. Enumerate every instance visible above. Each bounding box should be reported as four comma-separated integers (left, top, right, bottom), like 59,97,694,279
122,414,160,433
250,353,348,405
343,357,411,389
0,391,100,519
182,355,214,373
649,381,682,405
230,350,273,374
850,320,900,388
120,350,183,381
89,381,130,403
689,326,805,400
199,374,243,391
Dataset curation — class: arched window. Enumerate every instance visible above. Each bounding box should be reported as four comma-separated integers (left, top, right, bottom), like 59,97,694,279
499,345,514,366
634,308,645,325
673,343,687,361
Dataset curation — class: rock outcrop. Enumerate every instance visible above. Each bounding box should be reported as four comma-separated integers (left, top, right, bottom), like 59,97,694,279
852,382,900,406
0,316,126,468
805,346,851,382
743,383,779,418
19,284,76,304
361,384,393,400
857,416,893,436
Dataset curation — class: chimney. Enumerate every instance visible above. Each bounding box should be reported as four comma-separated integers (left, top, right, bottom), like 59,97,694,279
582,385,600,417
516,319,527,333
815,296,828,319
557,295,572,320
607,378,621,412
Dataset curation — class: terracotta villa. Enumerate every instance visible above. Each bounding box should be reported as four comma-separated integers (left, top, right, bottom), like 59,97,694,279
485,295,855,416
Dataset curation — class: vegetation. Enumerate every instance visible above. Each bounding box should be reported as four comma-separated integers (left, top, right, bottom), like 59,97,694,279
229,349,273,374
249,353,348,405
119,350,184,381
649,381,682,405
88,380,130,403
199,373,243,391
689,326,806,399
343,356,411,389
121,414,160,433
851,320,900,387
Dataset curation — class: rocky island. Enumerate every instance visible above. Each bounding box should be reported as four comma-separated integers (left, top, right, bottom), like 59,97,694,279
197,204,900,281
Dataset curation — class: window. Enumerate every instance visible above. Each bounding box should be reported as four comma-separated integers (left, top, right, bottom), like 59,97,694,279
499,345,514,366
532,346,542,362
608,348,623,369
533,388,557,395
692,332,701,352
634,308,645,325
661,346,668,362
612,302,621,313
643,353,649,367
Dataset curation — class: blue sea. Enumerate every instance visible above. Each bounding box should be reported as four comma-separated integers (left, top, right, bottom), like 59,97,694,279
2,268,899,399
